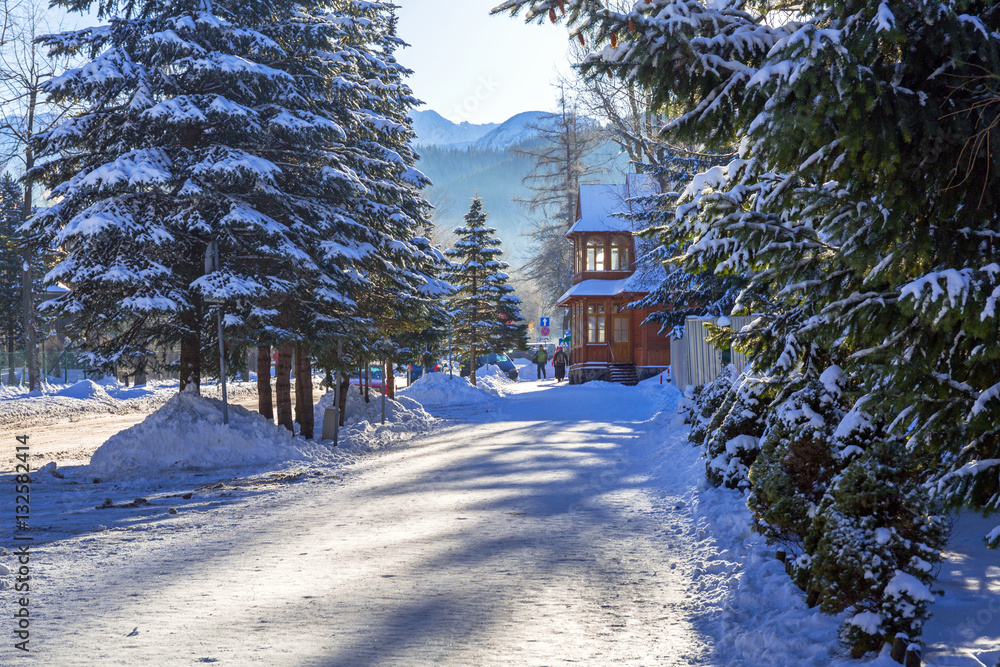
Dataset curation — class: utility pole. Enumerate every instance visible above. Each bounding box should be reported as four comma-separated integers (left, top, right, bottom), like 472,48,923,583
204,240,228,424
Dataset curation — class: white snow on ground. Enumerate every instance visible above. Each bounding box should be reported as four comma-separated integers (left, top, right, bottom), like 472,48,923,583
0,376,995,664
0,376,256,429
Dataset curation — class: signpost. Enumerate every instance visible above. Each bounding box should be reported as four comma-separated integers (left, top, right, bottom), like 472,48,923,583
204,240,228,425
539,317,551,344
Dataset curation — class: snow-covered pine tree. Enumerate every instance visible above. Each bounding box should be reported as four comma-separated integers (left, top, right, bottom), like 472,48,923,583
0,173,49,385
747,367,848,548
31,0,396,395
490,266,529,356
687,362,737,449
703,371,772,490
806,439,947,656
624,152,742,332
0,174,23,383
445,197,525,386
336,5,454,390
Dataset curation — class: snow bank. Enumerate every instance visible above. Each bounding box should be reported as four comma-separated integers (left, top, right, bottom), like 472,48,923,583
314,388,434,431
89,390,319,478
57,379,112,400
0,376,259,429
473,364,516,397
398,371,497,406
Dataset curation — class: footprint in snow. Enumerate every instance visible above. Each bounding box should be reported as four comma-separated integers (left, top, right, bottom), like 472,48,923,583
126,627,138,637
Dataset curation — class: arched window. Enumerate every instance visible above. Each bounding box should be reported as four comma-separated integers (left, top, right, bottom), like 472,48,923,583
585,236,604,271
610,236,630,271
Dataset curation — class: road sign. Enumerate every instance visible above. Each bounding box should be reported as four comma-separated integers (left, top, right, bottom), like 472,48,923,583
540,325,550,337
540,317,550,328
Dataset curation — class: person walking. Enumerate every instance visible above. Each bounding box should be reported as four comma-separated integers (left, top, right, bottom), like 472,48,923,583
552,347,569,383
532,345,548,380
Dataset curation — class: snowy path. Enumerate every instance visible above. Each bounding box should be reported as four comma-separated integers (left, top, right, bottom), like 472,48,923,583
1,380,721,665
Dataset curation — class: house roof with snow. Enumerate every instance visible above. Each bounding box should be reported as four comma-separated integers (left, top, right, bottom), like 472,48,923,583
566,173,659,236
556,262,664,304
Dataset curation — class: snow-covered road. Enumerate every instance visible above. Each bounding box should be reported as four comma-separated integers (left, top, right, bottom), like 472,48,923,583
0,379,724,665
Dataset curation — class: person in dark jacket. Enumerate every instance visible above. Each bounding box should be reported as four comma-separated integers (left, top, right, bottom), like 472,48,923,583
552,347,569,383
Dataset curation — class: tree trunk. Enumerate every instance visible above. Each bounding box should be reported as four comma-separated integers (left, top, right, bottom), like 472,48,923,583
295,342,314,439
20,82,39,393
294,342,305,428
275,343,293,432
364,359,370,403
179,307,201,394
7,329,14,385
338,376,350,427
386,361,395,399
257,344,273,420
470,343,477,386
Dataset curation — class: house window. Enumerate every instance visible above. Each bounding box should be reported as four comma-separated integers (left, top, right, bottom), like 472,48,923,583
587,303,605,343
613,316,629,343
610,236,630,271
585,236,604,271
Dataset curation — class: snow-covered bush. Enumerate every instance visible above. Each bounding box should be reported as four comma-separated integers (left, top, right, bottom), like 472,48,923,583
805,439,947,656
687,364,737,448
704,372,772,490
748,368,846,546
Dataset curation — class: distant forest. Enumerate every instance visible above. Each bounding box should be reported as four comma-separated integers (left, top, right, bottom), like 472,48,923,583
416,145,541,265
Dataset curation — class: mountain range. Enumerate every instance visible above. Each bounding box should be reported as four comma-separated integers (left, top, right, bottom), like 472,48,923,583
411,110,553,150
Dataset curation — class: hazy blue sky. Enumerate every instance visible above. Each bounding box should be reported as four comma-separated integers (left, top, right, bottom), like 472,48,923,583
395,1,574,124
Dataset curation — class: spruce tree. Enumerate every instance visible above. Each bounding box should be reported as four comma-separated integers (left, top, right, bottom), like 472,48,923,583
445,197,526,386
32,0,440,416
0,174,23,383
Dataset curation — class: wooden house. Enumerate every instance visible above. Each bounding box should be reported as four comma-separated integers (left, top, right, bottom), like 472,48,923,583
556,175,671,385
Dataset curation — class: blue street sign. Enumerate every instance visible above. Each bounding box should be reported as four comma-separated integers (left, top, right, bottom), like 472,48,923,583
540,317,550,327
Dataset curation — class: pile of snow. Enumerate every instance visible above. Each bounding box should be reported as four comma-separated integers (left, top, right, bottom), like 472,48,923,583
472,364,516,397
513,357,539,381
313,388,434,430
89,390,323,478
398,371,497,406
312,388,436,452
56,379,113,401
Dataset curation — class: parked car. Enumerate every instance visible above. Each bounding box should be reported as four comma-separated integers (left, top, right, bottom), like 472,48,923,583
407,363,441,384
460,353,519,381
349,365,384,389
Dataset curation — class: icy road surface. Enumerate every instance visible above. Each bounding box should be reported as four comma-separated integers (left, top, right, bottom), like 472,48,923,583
0,379,720,665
